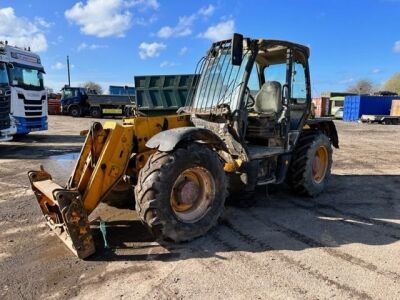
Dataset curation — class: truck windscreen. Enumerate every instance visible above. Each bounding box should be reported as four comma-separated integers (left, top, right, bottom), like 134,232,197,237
0,63,9,86
9,66,44,91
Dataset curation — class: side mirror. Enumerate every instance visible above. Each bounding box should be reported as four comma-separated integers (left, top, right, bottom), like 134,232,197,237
7,63,14,69
231,33,243,66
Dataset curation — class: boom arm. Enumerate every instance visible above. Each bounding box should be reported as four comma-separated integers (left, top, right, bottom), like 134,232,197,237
28,115,191,258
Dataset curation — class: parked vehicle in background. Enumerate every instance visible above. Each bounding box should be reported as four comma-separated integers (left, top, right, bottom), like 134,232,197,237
61,86,134,118
0,42,47,137
0,60,15,141
360,114,399,125
334,107,343,119
61,74,198,118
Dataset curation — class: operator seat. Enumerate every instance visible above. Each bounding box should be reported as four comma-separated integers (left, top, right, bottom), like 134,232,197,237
253,81,282,116
246,81,283,141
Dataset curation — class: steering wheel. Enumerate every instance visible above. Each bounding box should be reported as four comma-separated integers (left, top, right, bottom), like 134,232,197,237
245,87,255,108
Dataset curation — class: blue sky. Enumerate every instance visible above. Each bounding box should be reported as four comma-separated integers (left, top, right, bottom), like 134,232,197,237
0,0,399,95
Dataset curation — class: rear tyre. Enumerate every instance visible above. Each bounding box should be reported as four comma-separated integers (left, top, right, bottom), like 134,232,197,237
69,106,81,118
90,107,102,118
135,143,227,242
287,132,332,196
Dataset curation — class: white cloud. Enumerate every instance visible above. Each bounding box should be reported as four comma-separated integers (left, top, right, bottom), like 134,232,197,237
51,35,64,46
160,60,178,68
138,42,166,59
393,41,400,53
65,0,132,38
77,42,108,51
128,0,160,10
0,7,48,52
157,15,195,38
157,4,216,39
51,62,75,70
198,4,215,17
339,78,355,84
51,62,65,70
372,68,381,74
200,20,235,41
135,14,158,26
179,46,188,56
34,17,53,28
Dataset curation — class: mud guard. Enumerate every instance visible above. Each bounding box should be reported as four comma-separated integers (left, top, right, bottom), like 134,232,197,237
145,126,226,152
306,118,339,149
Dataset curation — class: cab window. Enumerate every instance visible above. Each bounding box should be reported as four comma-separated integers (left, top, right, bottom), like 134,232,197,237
291,62,307,104
264,63,286,86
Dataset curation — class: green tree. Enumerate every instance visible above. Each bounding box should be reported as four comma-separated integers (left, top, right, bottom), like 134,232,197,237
81,81,103,94
383,73,400,95
346,79,374,94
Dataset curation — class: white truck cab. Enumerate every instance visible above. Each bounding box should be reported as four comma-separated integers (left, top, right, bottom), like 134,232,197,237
0,42,47,140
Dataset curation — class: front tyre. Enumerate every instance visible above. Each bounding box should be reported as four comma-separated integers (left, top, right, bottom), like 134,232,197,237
135,143,227,242
287,132,333,196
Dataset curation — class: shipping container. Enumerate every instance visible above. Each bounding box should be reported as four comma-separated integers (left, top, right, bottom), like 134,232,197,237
343,95,394,121
312,97,330,117
390,99,400,116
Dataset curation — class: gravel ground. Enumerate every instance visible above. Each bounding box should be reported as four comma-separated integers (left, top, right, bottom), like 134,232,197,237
0,115,399,299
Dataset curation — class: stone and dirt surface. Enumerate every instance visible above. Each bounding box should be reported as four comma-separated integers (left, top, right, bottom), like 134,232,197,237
0,115,399,299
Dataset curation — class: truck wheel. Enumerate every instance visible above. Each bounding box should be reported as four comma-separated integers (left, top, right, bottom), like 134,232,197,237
69,106,81,118
135,143,227,242
90,107,102,118
287,132,332,196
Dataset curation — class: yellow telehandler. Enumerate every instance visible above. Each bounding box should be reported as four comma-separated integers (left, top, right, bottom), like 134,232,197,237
28,34,339,258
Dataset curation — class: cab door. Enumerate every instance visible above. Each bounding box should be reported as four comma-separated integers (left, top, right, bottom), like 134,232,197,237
288,53,311,131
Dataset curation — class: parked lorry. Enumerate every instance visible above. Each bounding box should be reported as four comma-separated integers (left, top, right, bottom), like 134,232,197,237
28,34,339,258
0,42,47,137
61,74,198,118
60,86,133,118
0,59,15,141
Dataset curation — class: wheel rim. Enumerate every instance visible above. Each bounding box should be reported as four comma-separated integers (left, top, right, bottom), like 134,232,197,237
312,146,328,184
170,167,215,223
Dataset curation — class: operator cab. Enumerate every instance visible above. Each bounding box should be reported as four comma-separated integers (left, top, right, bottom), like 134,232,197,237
186,36,311,161
245,40,310,149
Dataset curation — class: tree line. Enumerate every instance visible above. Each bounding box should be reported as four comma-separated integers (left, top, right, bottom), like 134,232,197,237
346,73,400,95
